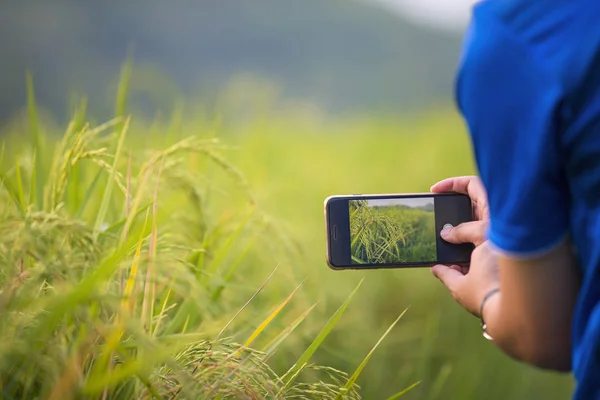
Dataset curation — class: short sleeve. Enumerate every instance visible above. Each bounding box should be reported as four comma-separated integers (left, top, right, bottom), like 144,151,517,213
456,10,570,258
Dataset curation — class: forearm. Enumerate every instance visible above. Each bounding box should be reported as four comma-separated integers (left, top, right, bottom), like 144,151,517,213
482,289,573,372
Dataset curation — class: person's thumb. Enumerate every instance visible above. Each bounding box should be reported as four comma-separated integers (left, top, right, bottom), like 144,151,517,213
440,221,487,246
431,264,463,294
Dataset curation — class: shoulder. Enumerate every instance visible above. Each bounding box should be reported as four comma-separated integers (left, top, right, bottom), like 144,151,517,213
460,0,600,95
455,3,561,130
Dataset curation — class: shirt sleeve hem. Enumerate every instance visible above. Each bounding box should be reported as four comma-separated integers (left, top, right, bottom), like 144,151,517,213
487,229,570,260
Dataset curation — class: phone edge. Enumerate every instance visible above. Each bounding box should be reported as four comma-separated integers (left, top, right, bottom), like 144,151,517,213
324,195,344,271
323,193,473,270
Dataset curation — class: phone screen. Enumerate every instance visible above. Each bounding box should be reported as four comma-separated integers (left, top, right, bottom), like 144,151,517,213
349,197,437,265
326,194,474,269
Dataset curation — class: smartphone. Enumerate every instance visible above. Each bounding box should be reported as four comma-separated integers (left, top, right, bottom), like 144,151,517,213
324,193,474,269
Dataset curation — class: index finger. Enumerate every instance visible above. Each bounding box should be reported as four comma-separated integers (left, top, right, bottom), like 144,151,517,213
430,176,489,219
430,264,465,298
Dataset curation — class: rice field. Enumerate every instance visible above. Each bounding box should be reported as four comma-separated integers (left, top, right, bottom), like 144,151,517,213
349,200,436,265
0,70,575,399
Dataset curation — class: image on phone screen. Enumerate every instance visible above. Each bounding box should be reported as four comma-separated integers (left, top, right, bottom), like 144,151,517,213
349,197,436,265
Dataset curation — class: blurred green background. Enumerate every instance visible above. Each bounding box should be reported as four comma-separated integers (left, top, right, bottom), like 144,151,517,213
0,1,574,399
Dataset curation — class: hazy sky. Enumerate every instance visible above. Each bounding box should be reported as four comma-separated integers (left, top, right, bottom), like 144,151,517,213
372,0,480,32
366,198,434,208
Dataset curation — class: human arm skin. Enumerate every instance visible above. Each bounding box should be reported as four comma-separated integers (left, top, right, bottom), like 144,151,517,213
482,242,579,371
430,176,580,372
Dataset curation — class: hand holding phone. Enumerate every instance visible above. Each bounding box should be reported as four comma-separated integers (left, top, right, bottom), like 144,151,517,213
324,193,475,269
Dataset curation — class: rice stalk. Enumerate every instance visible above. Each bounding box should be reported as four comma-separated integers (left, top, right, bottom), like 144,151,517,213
0,104,418,400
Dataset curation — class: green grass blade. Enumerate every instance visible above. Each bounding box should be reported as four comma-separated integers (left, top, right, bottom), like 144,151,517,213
26,71,44,209
26,72,41,145
335,307,409,399
120,157,154,246
74,168,103,219
215,264,280,340
385,381,422,400
115,58,133,119
415,310,441,382
93,117,129,240
242,279,305,351
66,161,81,214
14,160,26,212
351,255,366,264
263,303,317,361
0,170,24,215
29,151,36,207
152,282,174,337
102,200,153,235
350,225,365,248
73,97,88,131
283,278,364,386
210,227,262,302
120,208,150,318
161,298,197,336
429,363,453,400
202,205,256,286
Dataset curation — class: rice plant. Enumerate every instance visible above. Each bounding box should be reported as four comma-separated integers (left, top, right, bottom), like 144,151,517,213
0,71,417,399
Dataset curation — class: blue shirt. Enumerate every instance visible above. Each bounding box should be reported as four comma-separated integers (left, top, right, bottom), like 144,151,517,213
456,1,600,398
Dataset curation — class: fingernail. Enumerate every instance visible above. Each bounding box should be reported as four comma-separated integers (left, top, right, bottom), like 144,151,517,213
440,226,451,238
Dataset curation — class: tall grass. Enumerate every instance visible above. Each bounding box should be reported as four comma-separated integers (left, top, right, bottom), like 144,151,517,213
0,73,415,399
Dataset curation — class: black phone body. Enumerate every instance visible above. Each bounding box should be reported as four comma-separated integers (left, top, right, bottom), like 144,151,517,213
325,193,474,270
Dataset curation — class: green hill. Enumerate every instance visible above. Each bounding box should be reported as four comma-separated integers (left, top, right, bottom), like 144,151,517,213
0,0,466,122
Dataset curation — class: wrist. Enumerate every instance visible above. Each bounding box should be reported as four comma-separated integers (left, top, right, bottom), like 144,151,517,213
479,288,500,340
